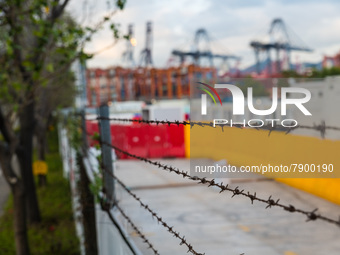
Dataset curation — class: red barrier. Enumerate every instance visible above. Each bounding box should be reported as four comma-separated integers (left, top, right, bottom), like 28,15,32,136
147,125,167,158
86,121,185,159
90,121,99,134
165,125,185,158
86,121,99,146
126,125,148,158
110,124,120,146
86,121,93,134
112,125,129,159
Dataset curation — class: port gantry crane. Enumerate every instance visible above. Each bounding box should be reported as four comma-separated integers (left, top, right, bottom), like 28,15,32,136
139,21,153,67
171,28,241,69
122,24,136,67
250,18,312,75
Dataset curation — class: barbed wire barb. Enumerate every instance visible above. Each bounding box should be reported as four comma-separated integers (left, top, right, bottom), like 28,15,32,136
94,116,340,137
102,168,205,255
99,140,340,228
114,204,161,255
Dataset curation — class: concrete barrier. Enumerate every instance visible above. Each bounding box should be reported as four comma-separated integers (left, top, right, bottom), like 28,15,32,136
185,125,340,205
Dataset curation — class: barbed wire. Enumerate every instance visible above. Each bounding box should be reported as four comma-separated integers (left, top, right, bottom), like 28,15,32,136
102,166,205,255
100,140,340,228
95,117,340,138
86,148,246,255
80,114,340,255
83,147,161,255
83,124,340,227
110,205,161,255
86,128,204,255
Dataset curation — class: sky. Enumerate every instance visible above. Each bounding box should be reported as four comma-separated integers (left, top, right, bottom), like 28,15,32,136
68,0,340,70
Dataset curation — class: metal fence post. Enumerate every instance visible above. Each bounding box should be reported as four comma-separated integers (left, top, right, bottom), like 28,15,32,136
81,110,88,156
98,104,115,208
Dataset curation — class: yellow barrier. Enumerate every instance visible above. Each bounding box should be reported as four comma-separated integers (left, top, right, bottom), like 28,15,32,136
184,124,191,158
186,125,340,205
33,160,48,175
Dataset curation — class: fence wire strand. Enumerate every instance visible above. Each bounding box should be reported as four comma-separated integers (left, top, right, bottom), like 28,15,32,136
113,204,161,255
101,165,205,255
87,125,204,255
100,140,340,228
95,117,340,138
84,148,160,254
81,114,340,255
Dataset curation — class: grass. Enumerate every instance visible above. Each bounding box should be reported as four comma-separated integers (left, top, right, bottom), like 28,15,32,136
0,128,80,255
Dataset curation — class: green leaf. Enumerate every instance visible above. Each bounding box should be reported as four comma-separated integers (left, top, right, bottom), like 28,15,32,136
13,104,19,113
12,82,21,90
23,61,34,70
46,63,54,72
116,0,126,10
6,41,13,56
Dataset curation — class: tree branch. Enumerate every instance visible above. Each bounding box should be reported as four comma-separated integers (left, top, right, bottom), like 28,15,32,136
0,141,19,189
0,106,15,145
50,0,71,23
3,5,29,82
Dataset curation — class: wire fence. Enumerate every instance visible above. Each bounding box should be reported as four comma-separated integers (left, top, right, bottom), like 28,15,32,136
101,140,340,227
86,140,206,255
84,147,160,255
109,205,160,255
79,108,340,254
110,171,205,255
95,117,340,138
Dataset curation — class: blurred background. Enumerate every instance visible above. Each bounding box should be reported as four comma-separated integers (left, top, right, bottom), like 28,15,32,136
1,1,340,255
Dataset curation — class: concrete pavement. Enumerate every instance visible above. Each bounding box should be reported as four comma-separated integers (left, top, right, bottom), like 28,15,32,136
114,159,340,255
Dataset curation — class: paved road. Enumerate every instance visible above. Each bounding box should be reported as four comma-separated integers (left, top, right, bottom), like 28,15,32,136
114,159,340,255
0,169,10,216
